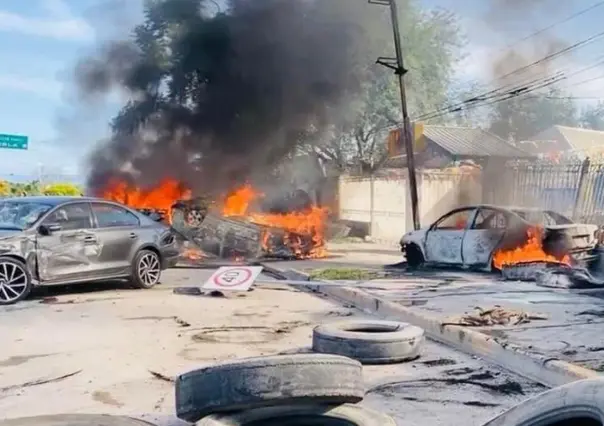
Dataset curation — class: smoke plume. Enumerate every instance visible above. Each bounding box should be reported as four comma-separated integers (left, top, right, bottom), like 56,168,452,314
75,0,371,196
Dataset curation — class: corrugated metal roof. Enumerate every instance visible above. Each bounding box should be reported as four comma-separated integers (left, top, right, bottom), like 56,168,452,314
555,125,604,152
422,125,532,158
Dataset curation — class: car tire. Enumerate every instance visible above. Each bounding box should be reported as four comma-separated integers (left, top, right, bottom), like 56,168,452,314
175,354,365,423
404,243,424,269
312,320,424,364
196,404,397,426
0,257,32,306
481,378,604,426
0,414,155,426
130,249,162,289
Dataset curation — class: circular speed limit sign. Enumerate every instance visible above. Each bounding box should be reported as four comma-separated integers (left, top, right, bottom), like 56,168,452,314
212,268,253,288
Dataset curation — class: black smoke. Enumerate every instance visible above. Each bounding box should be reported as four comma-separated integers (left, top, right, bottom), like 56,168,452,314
75,0,370,196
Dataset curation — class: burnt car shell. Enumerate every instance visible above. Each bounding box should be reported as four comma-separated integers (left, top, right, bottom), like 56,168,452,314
0,196,180,285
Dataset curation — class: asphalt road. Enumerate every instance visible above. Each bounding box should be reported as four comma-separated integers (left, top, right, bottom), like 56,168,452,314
0,264,547,425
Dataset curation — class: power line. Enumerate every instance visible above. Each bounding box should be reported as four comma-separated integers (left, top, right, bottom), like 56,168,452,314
498,0,604,52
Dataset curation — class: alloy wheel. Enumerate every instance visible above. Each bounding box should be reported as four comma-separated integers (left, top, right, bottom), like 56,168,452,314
186,210,204,227
0,261,28,304
137,253,161,287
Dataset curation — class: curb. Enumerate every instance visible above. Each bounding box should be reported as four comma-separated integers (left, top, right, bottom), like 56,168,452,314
263,264,600,388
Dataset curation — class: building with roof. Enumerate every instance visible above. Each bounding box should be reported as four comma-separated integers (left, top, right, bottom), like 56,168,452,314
519,125,604,155
387,125,533,168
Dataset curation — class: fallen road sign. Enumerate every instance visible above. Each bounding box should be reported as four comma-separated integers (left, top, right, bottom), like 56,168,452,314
203,266,264,291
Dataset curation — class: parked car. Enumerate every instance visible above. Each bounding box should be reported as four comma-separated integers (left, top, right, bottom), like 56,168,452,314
0,196,180,305
400,205,600,270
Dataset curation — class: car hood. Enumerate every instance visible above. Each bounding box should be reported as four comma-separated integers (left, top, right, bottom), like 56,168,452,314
0,229,23,239
400,228,428,246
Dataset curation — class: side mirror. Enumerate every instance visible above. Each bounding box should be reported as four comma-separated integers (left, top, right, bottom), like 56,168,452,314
39,223,62,236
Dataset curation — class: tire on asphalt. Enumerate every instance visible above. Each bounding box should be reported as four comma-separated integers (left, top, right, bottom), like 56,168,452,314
312,320,424,364
175,354,365,422
130,249,162,289
196,404,397,426
0,414,155,426
0,256,32,306
481,378,604,426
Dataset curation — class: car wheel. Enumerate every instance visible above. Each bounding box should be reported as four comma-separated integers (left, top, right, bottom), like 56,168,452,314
130,250,162,289
186,209,205,227
405,243,424,269
0,257,32,306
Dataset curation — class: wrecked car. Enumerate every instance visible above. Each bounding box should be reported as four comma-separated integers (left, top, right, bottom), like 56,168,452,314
400,205,600,271
0,196,180,305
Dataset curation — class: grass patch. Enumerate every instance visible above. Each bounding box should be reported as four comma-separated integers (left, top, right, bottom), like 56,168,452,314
308,268,379,281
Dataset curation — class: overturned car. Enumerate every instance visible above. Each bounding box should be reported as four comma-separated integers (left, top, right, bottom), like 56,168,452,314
400,205,601,273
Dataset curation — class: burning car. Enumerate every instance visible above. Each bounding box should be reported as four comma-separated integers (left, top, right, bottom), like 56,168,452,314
99,181,328,261
400,205,600,271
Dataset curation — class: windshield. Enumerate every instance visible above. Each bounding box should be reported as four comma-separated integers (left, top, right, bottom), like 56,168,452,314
0,201,53,230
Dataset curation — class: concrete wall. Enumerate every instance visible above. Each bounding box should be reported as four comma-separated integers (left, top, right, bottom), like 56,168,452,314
338,170,482,243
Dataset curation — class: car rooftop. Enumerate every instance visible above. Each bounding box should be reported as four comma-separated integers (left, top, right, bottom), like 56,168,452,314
0,196,104,206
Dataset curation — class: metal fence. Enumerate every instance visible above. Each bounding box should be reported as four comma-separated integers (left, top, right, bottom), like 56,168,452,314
483,158,604,223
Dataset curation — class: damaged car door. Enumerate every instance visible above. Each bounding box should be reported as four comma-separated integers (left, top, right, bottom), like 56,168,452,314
425,208,477,264
36,202,102,283
462,208,507,267
90,202,141,275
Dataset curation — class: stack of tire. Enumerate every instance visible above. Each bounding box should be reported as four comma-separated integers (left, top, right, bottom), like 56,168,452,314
175,319,425,425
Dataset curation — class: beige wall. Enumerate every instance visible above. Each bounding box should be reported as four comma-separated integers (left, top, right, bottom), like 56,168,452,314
338,170,482,243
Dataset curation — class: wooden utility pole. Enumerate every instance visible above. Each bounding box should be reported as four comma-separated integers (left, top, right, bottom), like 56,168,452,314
369,0,420,230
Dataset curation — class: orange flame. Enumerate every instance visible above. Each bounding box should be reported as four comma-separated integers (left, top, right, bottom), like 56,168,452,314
492,226,571,270
100,178,191,223
98,179,328,259
222,185,328,258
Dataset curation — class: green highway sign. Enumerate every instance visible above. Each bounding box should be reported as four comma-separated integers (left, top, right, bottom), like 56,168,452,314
0,134,28,150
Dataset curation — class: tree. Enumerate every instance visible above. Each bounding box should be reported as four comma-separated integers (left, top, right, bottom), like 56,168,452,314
43,183,83,196
312,3,465,173
579,102,604,131
488,88,578,142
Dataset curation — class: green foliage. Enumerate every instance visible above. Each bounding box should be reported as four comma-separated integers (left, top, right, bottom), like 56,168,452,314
579,102,604,131
43,183,83,196
488,88,579,141
313,1,465,173
0,181,82,197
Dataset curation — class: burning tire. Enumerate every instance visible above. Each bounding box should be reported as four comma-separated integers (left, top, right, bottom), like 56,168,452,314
130,249,162,289
196,404,396,426
481,377,604,426
175,354,364,422
312,320,424,364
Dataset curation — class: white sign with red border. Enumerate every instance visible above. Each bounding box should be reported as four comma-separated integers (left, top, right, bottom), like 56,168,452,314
203,266,264,291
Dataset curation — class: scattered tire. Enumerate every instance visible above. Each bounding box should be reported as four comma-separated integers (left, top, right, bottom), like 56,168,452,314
481,378,604,426
175,354,365,422
312,320,424,364
130,249,162,289
0,414,155,426
0,257,32,306
196,404,397,426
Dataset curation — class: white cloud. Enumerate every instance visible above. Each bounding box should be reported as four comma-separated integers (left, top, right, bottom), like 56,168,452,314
0,75,61,100
0,0,93,41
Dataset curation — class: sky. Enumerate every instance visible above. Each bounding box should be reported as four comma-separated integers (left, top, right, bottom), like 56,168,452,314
1,0,604,181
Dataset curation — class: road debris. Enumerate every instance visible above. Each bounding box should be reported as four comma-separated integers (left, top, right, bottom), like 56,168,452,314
148,370,175,383
445,306,548,327
1,370,82,393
